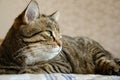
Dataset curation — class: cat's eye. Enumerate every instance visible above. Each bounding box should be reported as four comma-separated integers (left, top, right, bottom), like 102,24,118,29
43,31,52,36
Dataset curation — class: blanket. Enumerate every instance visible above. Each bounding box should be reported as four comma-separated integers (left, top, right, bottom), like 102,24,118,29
0,73,119,80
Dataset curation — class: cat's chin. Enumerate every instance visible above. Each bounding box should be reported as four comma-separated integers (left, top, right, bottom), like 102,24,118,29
24,46,62,65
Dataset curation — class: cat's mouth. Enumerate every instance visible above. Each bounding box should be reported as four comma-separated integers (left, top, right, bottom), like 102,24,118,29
14,43,62,65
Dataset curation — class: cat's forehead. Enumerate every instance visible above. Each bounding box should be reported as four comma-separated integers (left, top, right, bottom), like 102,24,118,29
39,14,56,23
20,14,58,30
36,14,57,27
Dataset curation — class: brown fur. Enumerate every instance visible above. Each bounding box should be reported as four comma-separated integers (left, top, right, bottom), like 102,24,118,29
0,39,3,45
0,0,120,75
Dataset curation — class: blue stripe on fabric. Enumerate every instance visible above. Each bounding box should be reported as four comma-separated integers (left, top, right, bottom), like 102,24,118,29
61,74,76,80
44,74,57,80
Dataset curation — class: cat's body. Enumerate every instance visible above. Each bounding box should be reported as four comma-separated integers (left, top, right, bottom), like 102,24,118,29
0,0,120,75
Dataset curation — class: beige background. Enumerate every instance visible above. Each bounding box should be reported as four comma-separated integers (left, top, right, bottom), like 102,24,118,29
0,0,120,57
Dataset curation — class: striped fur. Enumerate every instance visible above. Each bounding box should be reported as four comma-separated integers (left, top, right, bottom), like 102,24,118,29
0,0,119,75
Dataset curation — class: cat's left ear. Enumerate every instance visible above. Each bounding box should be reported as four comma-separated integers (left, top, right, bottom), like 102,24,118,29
23,0,39,23
50,11,60,21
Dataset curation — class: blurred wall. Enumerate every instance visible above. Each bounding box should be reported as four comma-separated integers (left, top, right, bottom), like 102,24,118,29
0,0,120,57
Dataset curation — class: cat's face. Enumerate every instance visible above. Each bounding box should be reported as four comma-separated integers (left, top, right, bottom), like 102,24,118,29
2,0,62,65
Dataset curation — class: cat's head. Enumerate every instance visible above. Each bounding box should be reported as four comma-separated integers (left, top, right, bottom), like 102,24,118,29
2,0,62,65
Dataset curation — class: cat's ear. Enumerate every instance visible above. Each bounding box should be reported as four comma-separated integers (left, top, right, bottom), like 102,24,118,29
50,11,60,21
23,0,39,23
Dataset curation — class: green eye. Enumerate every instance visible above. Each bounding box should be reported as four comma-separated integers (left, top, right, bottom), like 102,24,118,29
43,31,51,36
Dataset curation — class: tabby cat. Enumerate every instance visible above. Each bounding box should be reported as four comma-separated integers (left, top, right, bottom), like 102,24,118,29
0,0,120,75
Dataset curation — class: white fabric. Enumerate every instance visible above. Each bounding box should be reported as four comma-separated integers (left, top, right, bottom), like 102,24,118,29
0,73,119,80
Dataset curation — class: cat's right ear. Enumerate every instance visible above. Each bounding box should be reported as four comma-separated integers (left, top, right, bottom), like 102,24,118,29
22,0,39,23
